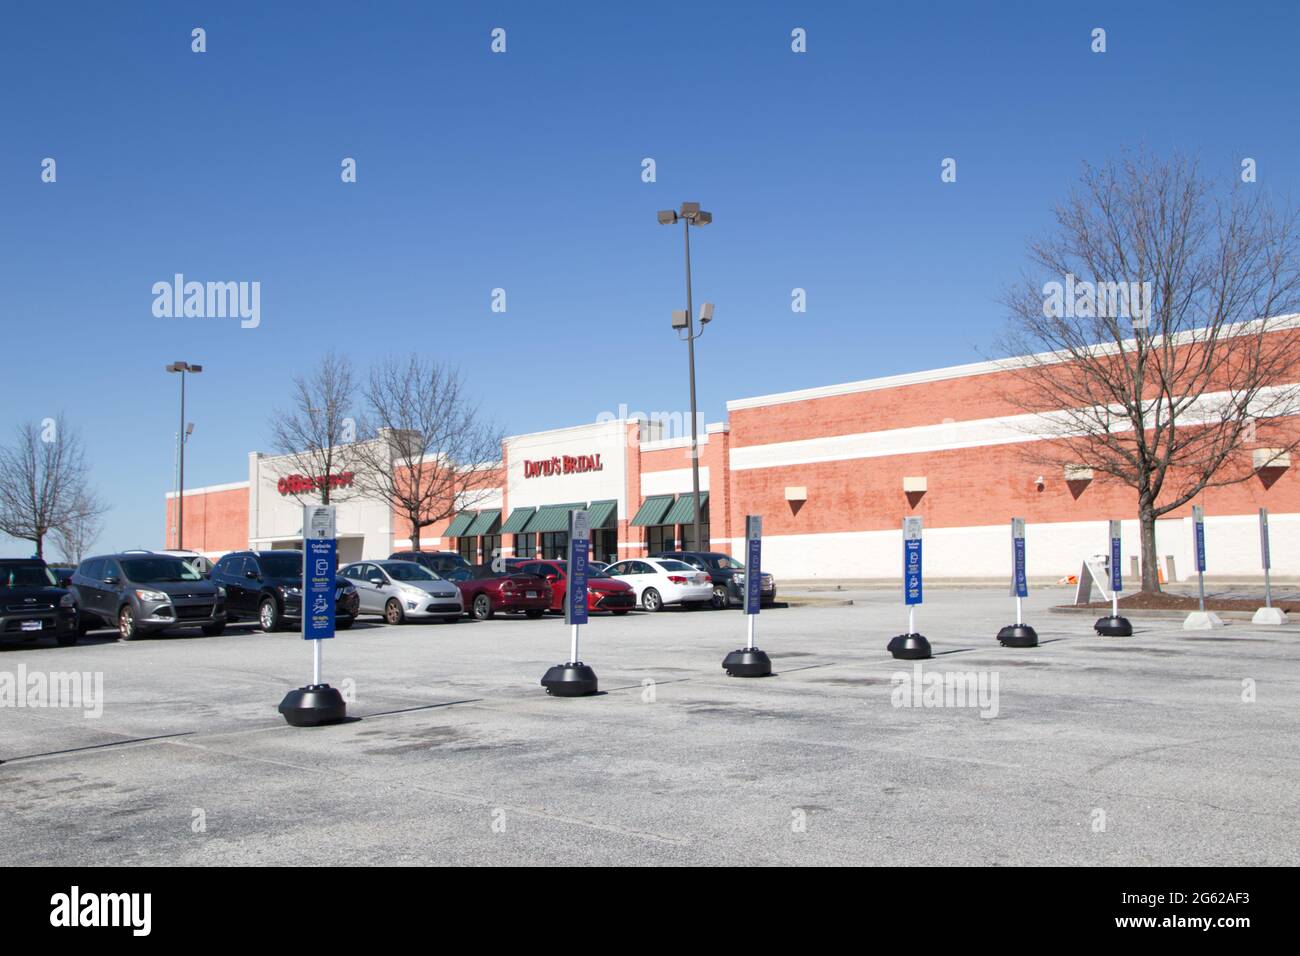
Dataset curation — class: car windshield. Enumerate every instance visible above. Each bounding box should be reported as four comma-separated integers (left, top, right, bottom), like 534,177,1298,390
121,557,202,583
259,554,303,577
383,562,438,582
0,565,58,588
655,559,696,572
708,555,745,571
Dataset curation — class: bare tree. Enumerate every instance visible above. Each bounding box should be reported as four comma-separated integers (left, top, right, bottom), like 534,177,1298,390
0,416,108,559
268,351,361,504
52,494,104,564
353,357,503,552
999,151,1300,592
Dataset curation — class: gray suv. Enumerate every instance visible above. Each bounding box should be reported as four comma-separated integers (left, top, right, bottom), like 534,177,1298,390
71,553,227,640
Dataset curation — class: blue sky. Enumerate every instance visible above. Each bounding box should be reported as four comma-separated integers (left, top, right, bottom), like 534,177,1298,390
2,0,1298,555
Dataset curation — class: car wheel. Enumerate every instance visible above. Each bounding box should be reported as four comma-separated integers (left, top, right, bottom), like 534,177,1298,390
201,622,226,637
642,588,663,613
384,599,405,625
56,632,79,647
525,608,545,619
118,605,138,641
258,597,281,632
711,585,730,610
472,594,493,621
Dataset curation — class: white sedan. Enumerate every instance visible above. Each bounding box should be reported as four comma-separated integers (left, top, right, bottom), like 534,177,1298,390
340,560,464,624
605,558,713,612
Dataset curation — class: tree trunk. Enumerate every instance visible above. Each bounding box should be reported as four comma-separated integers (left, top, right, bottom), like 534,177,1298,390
34,535,43,560
1139,505,1160,593
410,517,421,552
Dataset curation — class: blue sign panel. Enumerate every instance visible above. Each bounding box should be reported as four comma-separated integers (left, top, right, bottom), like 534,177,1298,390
1260,508,1271,571
1193,505,1207,573
904,517,923,606
1013,538,1028,598
304,537,337,640
744,516,762,615
565,510,590,626
1110,535,1122,593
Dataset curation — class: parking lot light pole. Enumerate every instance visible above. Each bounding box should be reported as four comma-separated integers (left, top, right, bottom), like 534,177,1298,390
166,362,202,550
659,202,713,551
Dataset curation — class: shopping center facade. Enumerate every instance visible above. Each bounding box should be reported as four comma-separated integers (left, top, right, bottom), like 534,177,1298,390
165,335,1300,582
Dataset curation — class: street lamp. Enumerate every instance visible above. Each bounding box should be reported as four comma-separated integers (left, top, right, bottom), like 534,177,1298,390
166,361,202,549
657,201,713,551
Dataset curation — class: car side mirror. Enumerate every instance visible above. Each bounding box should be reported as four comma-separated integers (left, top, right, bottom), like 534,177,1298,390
245,569,259,580
103,576,119,586
545,574,558,583
369,577,384,586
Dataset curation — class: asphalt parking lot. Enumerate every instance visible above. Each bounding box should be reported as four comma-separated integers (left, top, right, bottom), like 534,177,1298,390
2,588,1297,866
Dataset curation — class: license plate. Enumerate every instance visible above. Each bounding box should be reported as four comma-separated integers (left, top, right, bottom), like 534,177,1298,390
526,591,537,598
21,620,42,631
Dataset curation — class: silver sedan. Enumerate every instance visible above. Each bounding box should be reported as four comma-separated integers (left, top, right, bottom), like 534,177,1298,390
339,560,464,625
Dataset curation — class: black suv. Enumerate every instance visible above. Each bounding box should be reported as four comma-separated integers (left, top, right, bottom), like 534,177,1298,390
0,558,79,646
652,551,777,609
70,553,227,640
211,550,359,632
388,550,474,577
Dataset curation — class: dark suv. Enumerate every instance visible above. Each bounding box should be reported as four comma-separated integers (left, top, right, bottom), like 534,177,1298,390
653,551,777,609
211,550,359,632
71,553,227,640
0,558,79,646
388,550,474,577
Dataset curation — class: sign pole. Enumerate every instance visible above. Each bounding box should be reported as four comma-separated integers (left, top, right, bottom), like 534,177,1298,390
1252,508,1288,625
278,505,347,726
724,515,772,677
888,516,931,659
998,517,1037,647
1183,504,1224,630
541,509,599,696
1095,519,1132,636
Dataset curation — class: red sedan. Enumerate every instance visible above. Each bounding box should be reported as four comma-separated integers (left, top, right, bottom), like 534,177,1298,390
444,564,552,621
506,559,636,614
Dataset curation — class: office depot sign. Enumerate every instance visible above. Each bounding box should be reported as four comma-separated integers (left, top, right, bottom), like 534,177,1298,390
523,454,603,479
277,472,356,496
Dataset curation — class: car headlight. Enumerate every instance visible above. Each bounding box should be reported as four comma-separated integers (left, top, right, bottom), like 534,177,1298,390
60,593,75,608
281,585,302,596
135,589,168,602
399,585,426,597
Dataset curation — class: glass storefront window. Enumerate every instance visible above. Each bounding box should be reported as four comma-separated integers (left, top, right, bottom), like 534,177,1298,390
457,537,477,563
646,525,675,555
540,531,570,560
481,534,501,568
514,533,536,559
592,528,617,564
680,523,710,552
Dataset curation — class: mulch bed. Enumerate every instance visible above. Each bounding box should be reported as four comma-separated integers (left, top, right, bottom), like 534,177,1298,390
1071,592,1299,613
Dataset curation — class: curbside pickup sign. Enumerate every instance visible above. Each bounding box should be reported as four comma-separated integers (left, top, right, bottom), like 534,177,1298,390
1109,519,1122,593
565,509,590,626
303,505,336,641
903,516,923,605
1010,517,1028,598
1192,505,1207,573
744,515,762,615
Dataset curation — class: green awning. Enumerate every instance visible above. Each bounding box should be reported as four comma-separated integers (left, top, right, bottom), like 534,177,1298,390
500,507,536,534
587,500,617,529
465,508,501,536
663,491,709,525
445,510,476,537
630,494,675,527
527,503,586,534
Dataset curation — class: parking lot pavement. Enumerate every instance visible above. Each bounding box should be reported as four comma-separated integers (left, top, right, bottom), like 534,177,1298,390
2,587,1297,866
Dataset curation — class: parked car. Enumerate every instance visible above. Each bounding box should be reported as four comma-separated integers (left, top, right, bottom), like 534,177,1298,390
604,558,713,612
442,563,551,621
0,558,79,646
653,551,777,609
506,558,636,615
340,560,463,624
210,550,359,632
388,550,474,578
71,553,227,641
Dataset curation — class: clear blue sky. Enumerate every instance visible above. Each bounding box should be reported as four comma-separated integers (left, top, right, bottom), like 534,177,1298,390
2,1,1297,555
